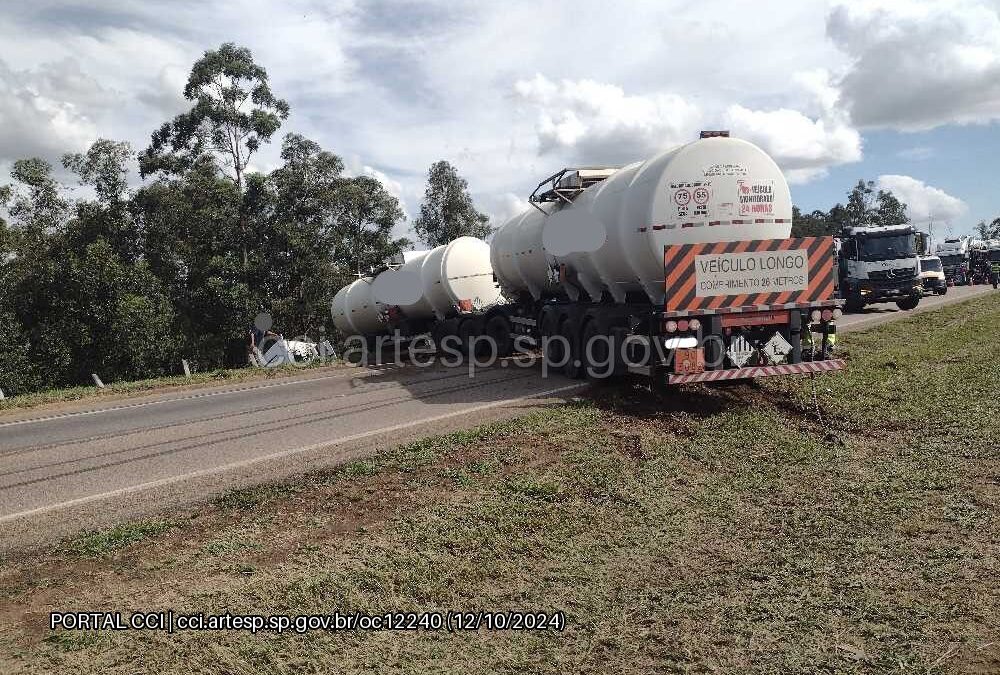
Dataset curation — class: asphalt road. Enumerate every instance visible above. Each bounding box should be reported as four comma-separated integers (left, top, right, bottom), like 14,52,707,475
1,283,993,550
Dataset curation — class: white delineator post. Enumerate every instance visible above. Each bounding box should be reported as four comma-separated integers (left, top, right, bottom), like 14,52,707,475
0,387,5,400
182,359,192,378
92,374,105,388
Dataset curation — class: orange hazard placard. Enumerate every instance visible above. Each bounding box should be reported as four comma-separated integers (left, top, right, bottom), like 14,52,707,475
663,237,835,313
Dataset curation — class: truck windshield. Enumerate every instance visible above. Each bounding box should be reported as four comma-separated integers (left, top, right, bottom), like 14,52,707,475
938,254,965,266
859,234,915,261
921,258,942,272
989,251,1000,262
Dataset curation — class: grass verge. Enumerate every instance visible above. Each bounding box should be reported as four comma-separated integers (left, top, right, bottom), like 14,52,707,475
0,296,998,673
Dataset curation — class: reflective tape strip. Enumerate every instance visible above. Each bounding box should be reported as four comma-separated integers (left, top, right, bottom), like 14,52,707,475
661,299,841,318
667,359,845,384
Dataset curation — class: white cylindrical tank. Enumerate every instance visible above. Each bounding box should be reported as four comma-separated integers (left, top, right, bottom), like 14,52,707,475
373,250,436,321
357,237,502,327
490,136,793,304
331,277,385,335
432,236,503,317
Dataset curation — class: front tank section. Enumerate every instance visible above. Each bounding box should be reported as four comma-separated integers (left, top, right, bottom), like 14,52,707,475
490,136,793,305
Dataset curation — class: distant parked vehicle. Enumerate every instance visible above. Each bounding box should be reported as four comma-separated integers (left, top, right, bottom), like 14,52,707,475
835,225,922,312
917,255,947,296
935,236,972,285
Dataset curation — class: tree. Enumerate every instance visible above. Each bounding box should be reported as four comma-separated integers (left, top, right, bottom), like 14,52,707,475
332,175,410,282
412,160,492,247
139,42,289,277
791,206,835,237
134,158,249,367
139,43,289,192
63,139,140,262
975,219,1000,239
842,179,909,230
4,158,69,248
1,146,179,390
251,133,347,335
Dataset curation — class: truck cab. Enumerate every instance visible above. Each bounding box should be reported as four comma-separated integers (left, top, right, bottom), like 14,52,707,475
988,240,1000,288
836,225,922,312
917,255,947,295
936,236,971,285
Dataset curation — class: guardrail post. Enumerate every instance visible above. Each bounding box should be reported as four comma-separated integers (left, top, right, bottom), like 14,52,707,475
182,359,192,378
92,373,105,388
0,387,5,400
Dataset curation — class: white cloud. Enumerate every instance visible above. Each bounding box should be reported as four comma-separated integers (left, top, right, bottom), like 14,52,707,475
513,74,702,164
897,146,934,161
877,174,967,224
479,192,530,228
828,0,1000,130
513,73,862,184
0,58,104,161
3,0,996,236
362,165,409,218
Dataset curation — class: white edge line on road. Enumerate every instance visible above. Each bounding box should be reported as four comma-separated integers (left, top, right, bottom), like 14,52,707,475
0,382,587,525
0,365,403,429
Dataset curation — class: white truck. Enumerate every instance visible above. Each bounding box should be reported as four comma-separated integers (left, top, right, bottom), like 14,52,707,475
935,236,974,285
836,225,922,312
334,132,844,386
916,255,947,295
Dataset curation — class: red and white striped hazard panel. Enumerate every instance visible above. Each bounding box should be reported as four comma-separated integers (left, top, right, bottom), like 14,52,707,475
663,237,835,314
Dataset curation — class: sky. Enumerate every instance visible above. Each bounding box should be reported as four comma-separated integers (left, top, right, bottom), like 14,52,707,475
1,0,999,241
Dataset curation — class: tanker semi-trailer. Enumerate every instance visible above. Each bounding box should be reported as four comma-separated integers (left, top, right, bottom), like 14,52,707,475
332,236,505,345
335,132,845,385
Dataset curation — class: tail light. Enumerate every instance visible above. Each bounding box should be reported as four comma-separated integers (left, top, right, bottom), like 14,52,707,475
677,319,690,332
688,318,701,331
833,308,842,320
665,320,678,333
810,309,821,323
821,309,833,321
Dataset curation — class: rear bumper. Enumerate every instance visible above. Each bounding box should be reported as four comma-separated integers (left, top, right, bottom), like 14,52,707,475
668,359,846,384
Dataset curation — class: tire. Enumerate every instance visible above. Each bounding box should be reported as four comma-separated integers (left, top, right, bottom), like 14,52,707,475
845,294,865,313
539,311,566,374
559,318,584,379
458,316,485,356
432,318,460,353
581,319,613,383
938,285,947,296
896,296,920,311
485,315,513,357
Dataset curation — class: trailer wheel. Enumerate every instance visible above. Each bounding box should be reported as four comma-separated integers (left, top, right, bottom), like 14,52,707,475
581,320,613,383
560,319,584,379
539,312,566,372
432,318,460,354
459,316,485,356
485,315,513,357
